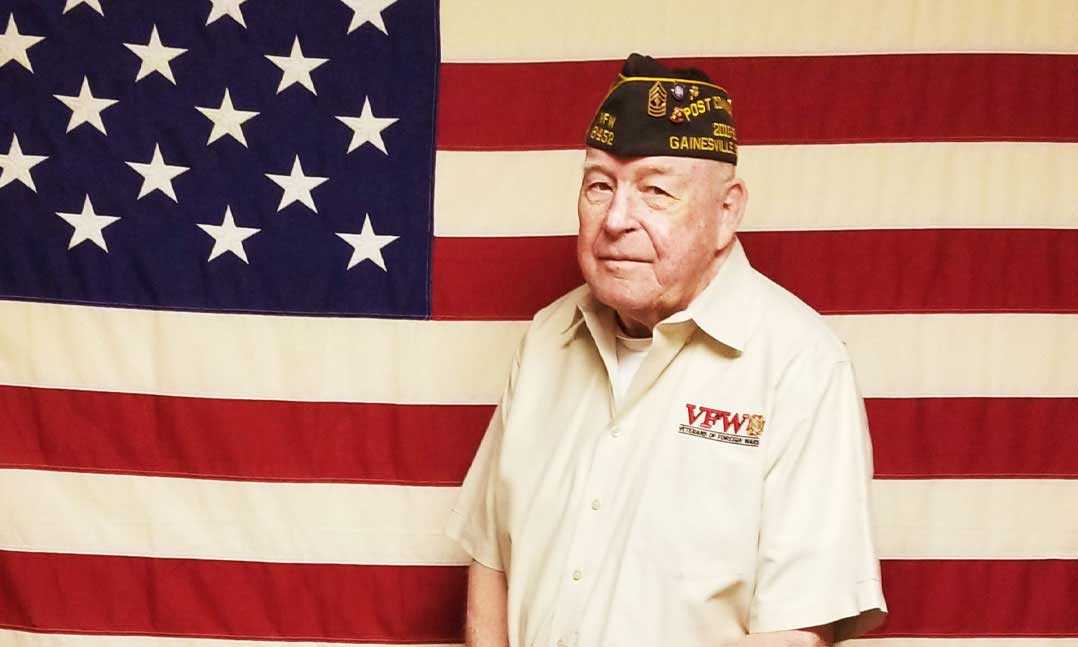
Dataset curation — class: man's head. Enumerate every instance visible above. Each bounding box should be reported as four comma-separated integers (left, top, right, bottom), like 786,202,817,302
577,54,747,334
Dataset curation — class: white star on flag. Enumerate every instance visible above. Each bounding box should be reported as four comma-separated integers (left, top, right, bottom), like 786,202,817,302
206,0,249,28
0,14,45,73
336,213,399,271
62,0,104,15
265,155,328,212
198,206,260,263
0,133,48,192
265,36,327,95
196,89,259,147
124,25,187,84
338,0,398,35
54,76,118,134
336,96,398,155
55,195,120,252
125,143,189,202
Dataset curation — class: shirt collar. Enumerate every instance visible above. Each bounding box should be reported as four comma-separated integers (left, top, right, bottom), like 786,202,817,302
561,238,763,352
559,289,597,343
663,238,762,353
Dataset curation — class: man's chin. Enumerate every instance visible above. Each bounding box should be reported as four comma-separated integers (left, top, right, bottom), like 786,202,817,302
586,279,654,315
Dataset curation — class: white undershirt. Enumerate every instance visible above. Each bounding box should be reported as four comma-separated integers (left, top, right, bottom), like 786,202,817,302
613,331,653,401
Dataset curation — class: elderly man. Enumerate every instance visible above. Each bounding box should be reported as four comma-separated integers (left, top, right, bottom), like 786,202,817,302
446,54,887,647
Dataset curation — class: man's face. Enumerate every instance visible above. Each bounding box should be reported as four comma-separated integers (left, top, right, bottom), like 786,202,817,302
576,148,743,330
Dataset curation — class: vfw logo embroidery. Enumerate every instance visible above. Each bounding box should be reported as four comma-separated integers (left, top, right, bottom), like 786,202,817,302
679,403,766,447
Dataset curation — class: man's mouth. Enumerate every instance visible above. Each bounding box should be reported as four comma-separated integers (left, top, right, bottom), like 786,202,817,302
598,256,648,263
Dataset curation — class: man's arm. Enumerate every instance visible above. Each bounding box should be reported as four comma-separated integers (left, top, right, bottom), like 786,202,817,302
749,354,886,638
465,560,509,647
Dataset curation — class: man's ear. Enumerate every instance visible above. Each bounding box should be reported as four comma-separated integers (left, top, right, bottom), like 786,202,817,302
717,176,748,247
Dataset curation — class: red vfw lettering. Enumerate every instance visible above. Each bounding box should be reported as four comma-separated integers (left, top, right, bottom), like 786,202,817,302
685,403,706,426
685,403,749,434
719,412,748,434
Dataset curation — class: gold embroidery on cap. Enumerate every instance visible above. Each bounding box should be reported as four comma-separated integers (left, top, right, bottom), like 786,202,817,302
647,81,668,118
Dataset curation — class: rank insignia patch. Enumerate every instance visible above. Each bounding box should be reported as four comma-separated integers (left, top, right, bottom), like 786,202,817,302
647,81,668,117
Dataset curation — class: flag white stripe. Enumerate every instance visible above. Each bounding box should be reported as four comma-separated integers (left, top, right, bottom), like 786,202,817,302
440,0,1078,62
871,479,1078,560
826,313,1078,399
0,300,523,405
0,469,467,566
2,470,1075,564
2,632,1076,647
0,301,1074,401
434,143,1078,237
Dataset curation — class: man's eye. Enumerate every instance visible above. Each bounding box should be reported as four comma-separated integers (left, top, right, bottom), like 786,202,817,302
590,182,612,192
645,186,671,197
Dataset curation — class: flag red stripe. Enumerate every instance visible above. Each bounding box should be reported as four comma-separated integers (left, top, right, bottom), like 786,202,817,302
868,398,1078,479
0,550,466,644
432,236,584,321
431,229,1078,319
2,386,1074,482
872,560,1078,637
437,54,1078,150
0,386,488,485
0,552,1075,640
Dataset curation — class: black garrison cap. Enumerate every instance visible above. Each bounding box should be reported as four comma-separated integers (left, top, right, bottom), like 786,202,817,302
584,53,737,165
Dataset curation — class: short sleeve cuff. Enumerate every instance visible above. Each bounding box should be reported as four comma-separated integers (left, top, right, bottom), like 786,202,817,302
749,578,887,641
445,507,505,572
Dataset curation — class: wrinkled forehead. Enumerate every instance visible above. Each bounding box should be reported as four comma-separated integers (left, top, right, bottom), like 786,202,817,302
582,147,730,181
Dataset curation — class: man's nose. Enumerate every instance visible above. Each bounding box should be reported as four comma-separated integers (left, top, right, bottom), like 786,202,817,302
601,187,637,235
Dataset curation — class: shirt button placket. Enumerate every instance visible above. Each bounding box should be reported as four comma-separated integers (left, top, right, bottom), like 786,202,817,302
557,422,622,644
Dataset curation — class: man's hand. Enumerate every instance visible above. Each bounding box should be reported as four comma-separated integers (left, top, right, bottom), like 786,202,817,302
728,625,834,647
465,560,509,647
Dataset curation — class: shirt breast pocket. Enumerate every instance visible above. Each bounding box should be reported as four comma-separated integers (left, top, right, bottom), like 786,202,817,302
634,427,762,585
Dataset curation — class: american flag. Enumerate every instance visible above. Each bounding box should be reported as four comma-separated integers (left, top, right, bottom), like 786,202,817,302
1,0,1076,645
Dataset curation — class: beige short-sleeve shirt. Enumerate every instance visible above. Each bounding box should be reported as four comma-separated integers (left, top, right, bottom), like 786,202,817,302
446,240,887,647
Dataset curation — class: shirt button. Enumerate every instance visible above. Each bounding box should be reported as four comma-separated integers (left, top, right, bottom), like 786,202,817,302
591,498,602,511
557,640,567,647
610,426,621,438
572,569,583,581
